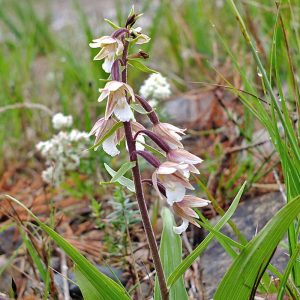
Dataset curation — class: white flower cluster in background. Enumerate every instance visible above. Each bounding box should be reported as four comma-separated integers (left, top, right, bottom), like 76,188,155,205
36,113,89,186
139,73,171,107
52,113,73,130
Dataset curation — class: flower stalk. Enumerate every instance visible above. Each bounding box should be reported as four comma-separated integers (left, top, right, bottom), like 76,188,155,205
121,37,169,300
89,11,209,299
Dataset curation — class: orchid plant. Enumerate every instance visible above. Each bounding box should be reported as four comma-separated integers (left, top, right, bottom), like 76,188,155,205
89,9,209,299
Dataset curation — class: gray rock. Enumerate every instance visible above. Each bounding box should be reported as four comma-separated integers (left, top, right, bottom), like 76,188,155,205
200,192,287,298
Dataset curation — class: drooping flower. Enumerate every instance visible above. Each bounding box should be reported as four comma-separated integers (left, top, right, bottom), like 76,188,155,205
131,27,151,45
167,148,203,174
89,36,124,73
52,113,73,130
153,122,185,149
98,81,135,122
172,195,210,234
152,161,195,205
89,117,122,156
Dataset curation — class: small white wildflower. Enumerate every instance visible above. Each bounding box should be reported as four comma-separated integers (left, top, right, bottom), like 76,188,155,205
41,165,63,186
52,113,73,130
36,128,90,186
139,73,171,106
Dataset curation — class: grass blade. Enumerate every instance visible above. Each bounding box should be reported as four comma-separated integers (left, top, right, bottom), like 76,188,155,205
214,195,300,300
2,195,131,300
154,208,188,300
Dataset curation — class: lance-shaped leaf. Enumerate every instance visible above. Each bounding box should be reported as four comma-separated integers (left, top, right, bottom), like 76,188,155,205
104,163,135,192
154,208,188,300
2,195,131,300
110,162,136,183
128,58,158,73
130,103,150,115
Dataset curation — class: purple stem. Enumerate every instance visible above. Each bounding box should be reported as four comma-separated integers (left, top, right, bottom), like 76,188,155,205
133,150,161,168
111,59,120,81
111,28,130,38
134,129,171,153
135,94,159,125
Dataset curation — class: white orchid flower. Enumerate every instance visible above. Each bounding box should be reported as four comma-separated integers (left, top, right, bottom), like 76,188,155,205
89,36,124,73
98,81,135,122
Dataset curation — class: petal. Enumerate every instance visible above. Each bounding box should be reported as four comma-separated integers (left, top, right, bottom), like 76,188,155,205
157,165,177,174
131,121,145,132
113,97,134,122
157,161,182,174
102,55,114,73
94,47,109,60
116,40,124,55
89,118,105,136
188,164,200,174
136,134,145,151
163,123,186,134
93,36,117,46
152,171,163,200
168,149,203,165
98,89,109,102
102,134,120,156
106,81,124,91
124,83,135,102
173,219,189,235
181,195,210,208
135,34,151,45
166,184,185,205
104,94,117,120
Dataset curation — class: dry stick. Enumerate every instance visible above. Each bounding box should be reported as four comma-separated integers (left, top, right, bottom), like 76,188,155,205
58,249,70,300
121,40,169,300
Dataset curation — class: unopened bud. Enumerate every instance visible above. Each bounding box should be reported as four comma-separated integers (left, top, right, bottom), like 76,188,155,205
128,51,149,60
125,14,136,28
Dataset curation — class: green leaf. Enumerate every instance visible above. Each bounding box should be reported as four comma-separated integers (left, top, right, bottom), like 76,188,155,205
141,142,166,159
104,163,135,192
154,208,188,300
104,18,120,29
88,121,123,151
278,244,300,300
130,103,150,114
167,182,246,287
128,59,158,73
20,228,47,282
110,162,136,183
214,195,300,300
2,195,131,300
75,266,103,300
